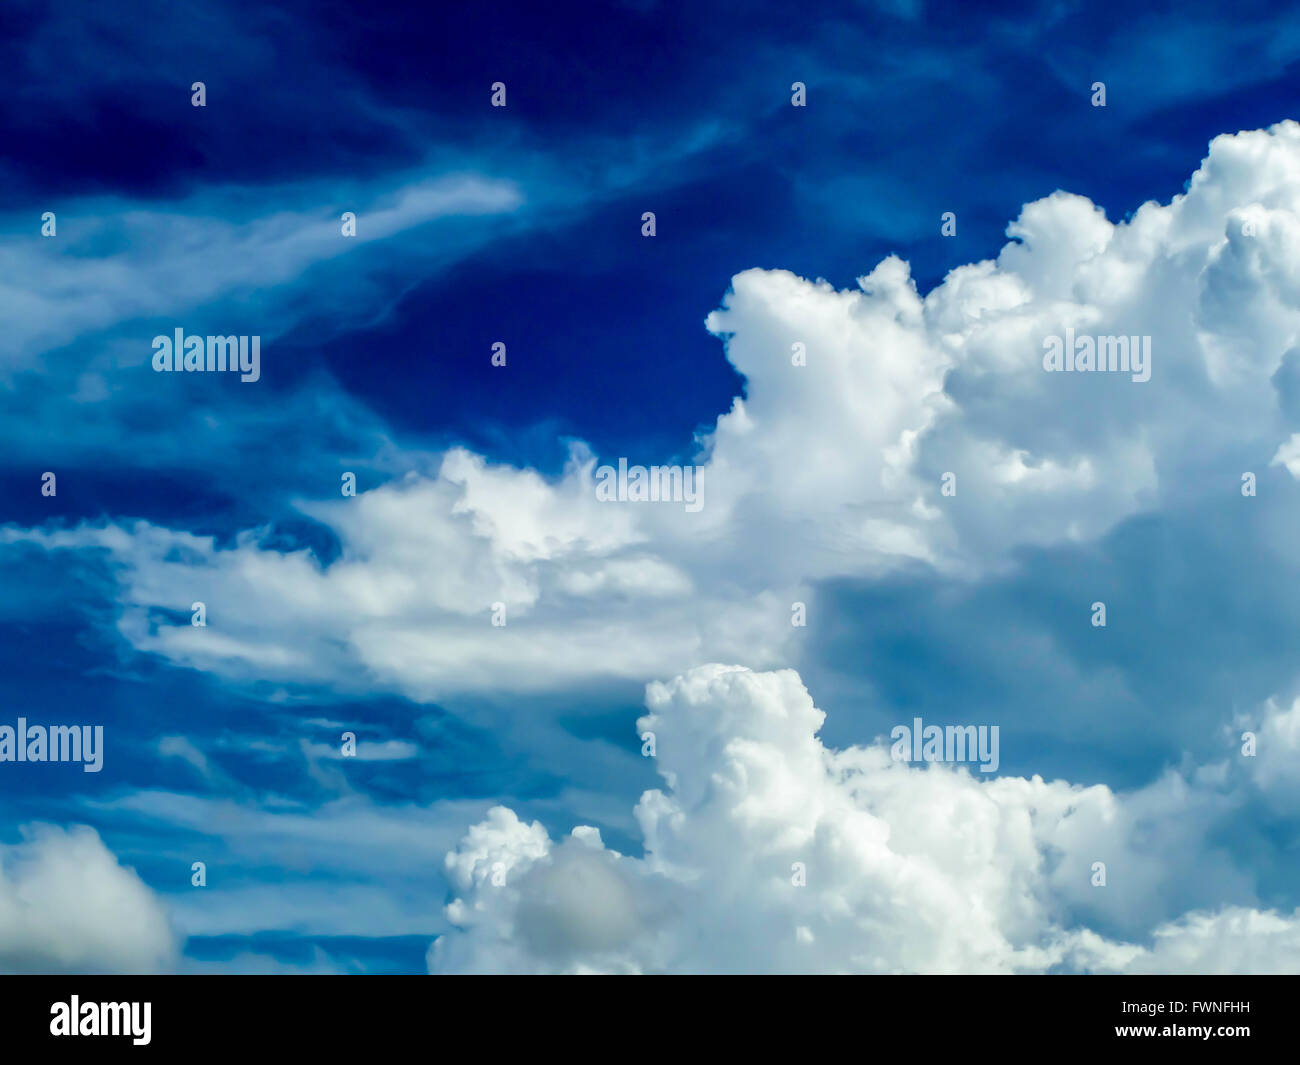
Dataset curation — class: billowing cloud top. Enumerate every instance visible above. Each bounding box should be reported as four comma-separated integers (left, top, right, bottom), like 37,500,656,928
431,665,1300,974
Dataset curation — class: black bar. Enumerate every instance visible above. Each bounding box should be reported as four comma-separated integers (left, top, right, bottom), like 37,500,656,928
1,975,1292,1053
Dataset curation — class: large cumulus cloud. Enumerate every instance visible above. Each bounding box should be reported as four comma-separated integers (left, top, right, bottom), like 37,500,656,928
429,665,1299,974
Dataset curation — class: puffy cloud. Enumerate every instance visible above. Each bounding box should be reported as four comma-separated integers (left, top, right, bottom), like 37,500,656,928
0,443,792,700
1080,906,1300,975
1237,695,1300,808
0,825,177,974
430,664,1293,974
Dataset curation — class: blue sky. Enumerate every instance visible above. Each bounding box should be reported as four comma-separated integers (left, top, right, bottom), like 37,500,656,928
3,0,1300,974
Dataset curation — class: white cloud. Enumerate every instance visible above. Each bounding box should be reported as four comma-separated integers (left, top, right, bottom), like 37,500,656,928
0,825,177,974
1237,695,1300,808
0,173,523,375
1079,906,1300,974
429,664,1293,974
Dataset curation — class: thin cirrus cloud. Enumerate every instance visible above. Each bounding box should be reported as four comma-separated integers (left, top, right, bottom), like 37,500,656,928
0,171,524,374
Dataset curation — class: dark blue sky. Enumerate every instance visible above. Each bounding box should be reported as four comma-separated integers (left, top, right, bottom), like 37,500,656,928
6,0,1298,482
